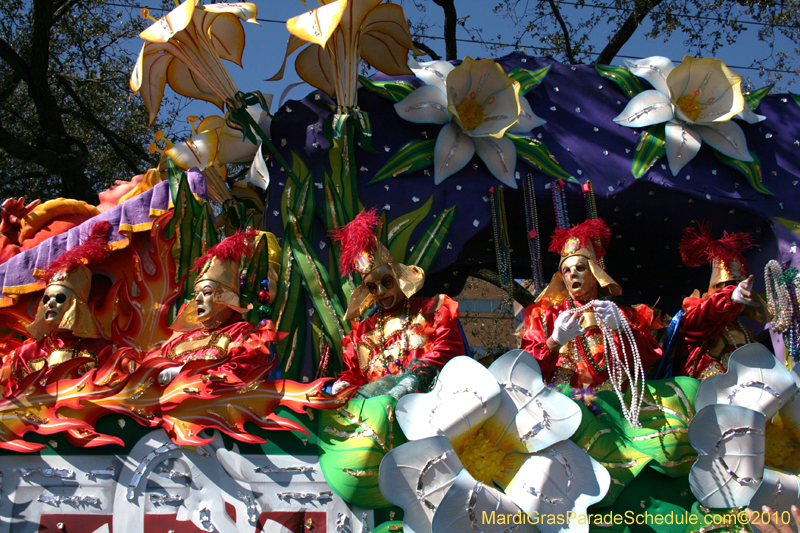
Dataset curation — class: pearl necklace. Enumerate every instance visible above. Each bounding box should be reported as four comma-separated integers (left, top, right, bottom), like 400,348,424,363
558,300,645,428
765,260,800,363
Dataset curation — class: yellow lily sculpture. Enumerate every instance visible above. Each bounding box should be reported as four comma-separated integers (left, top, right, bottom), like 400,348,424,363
130,0,258,125
270,0,421,110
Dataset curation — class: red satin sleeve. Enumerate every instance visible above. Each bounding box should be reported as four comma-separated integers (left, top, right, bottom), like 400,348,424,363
337,318,374,388
519,302,560,376
681,285,743,344
406,295,465,370
620,305,663,371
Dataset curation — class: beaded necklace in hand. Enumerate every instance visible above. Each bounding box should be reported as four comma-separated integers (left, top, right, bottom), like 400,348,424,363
374,298,412,374
558,298,645,428
566,295,607,374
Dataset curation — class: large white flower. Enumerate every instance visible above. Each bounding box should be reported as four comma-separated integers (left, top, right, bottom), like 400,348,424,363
689,343,800,518
379,351,609,533
613,56,753,175
395,57,546,188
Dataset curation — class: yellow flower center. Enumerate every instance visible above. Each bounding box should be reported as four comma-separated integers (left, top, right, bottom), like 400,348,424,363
457,428,506,485
455,92,492,131
675,90,715,122
764,416,800,473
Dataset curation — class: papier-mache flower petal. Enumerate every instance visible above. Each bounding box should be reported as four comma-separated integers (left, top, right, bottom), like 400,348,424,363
380,436,464,533
286,0,347,47
507,96,546,133
667,56,744,124
433,122,476,185
778,364,800,442
665,121,702,175
697,122,755,162
688,404,766,508
361,3,418,76
165,129,219,171
411,59,456,94
624,56,675,96
694,344,797,419
748,468,800,523
200,2,258,24
218,104,272,165
245,143,269,190
166,57,226,109
505,440,609,533
394,85,451,125
199,8,249,67
469,84,521,138
139,0,197,42
431,469,538,533
736,101,767,124
483,350,581,453
473,136,518,189
613,90,674,128
295,44,337,98
396,356,501,442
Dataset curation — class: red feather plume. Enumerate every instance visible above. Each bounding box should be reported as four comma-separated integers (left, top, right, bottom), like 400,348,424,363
193,230,257,272
330,208,381,276
548,218,612,258
42,221,113,281
679,221,755,267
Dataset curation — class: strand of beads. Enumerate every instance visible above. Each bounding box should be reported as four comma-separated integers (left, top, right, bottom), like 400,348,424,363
489,187,513,292
557,300,644,428
375,299,412,374
551,180,570,230
523,174,545,293
765,260,800,363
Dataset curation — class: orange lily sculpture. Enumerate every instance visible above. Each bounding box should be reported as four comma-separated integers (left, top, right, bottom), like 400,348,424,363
271,0,421,111
130,0,258,125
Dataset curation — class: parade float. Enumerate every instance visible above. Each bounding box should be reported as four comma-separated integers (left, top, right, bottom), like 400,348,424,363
2,0,800,532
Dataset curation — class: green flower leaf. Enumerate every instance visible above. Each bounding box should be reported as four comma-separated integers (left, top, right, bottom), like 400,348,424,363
407,205,456,273
371,138,436,183
387,196,433,264
631,124,666,179
792,93,800,108
507,133,577,183
507,65,550,95
744,85,773,110
359,76,417,103
271,228,307,380
714,149,773,195
595,64,645,99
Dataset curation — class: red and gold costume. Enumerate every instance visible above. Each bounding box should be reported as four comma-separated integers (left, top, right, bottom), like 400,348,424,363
520,297,662,389
5,332,115,397
2,221,125,397
518,218,662,389
338,295,464,387
674,222,770,379
156,317,274,383
144,230,282,384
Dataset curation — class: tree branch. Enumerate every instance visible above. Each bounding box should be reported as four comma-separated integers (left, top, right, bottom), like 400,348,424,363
412,39,442,60
432,0,458,60
56,74,148,176
0,119,68,171
546,0,576,65
597,0,665,66
472,268,538,307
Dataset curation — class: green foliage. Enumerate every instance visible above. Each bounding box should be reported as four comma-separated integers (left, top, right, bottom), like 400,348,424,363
507,65,550,95
387,196,433,263
408,205,457,272
371,139,436,183
595,64,645,99
507,133,576,183
714,149,773,195
0,0,174,202
358,76,417,103
744,86,773,110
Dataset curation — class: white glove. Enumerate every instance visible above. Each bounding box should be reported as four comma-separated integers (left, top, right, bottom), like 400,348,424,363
331,380,351,394
158,366,182,385
731,275,757,306
593,300,621,330
551,312,584,346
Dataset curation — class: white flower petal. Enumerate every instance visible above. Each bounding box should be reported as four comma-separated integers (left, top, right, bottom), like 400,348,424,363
778,363,800,442
469,84,521,137
695,344,797,419
395,84,450,125
433,123,475,185
624,56,674,95
432,469,537,533
736,103,766,124
412,60,456,94
688,404,766,508
613,90,674,128
396,355,501,442
379,437,463,533
748,468,800,526
485,350,582,453
218,123,259,164
165,129,218,170
697,122,755,162
507,96,546,133
665,121,702,175
667,57,744,124
505,440,610,533
473,136,518,189
244,143,269,190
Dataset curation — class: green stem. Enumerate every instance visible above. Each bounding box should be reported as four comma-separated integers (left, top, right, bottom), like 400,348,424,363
233,107,301,187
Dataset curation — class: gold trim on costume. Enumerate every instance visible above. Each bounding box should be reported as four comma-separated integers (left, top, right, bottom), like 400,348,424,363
169,331,233,362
